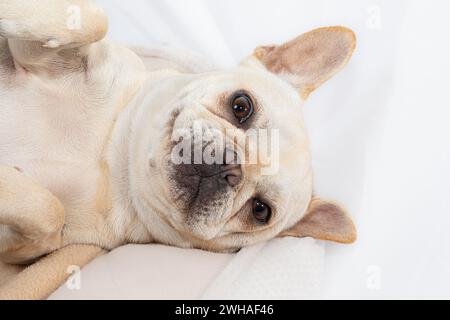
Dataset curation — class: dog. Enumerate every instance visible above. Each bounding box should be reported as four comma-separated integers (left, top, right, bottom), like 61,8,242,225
0,0,356,265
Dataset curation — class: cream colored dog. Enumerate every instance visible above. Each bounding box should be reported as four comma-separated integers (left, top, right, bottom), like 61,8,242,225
0,0,356,265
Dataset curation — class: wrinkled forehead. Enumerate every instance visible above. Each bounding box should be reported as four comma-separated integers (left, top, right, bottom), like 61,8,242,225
183,67,308,134
185,66,303,116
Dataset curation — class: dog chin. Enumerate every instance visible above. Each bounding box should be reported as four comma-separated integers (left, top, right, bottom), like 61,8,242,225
184,221,225,242
162,166,233,237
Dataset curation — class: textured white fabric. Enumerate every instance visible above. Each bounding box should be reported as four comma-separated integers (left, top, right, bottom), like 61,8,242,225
50,239,323,300
201,238,324,300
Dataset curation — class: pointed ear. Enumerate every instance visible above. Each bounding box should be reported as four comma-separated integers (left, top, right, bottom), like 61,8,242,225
253,26,356,99
280,198,357,244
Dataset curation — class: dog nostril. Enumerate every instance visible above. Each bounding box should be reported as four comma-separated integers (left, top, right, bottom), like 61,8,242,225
221,165,242,187
225,174,241,187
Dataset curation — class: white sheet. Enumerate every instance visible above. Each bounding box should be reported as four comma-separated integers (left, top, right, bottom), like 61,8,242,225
201,238,324,300
53,0,450,299
51,239,324,300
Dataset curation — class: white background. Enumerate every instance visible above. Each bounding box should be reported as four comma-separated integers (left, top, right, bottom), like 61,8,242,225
94,0,450,299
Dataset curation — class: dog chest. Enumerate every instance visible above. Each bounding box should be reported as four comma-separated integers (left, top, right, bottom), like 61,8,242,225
0,76,120,233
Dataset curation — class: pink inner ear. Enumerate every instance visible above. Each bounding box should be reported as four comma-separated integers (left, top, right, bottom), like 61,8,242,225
298,201,357,244
279,199,356,244
257,27,356,96
303,202,354,232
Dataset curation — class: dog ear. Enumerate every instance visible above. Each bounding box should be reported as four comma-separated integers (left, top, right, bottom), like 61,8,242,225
279,198,356,244
252,26,356,99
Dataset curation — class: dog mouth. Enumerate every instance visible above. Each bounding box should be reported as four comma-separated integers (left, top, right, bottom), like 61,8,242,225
170,163,241,216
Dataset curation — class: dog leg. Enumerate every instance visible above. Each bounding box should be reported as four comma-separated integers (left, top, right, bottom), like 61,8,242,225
0,166,65,264
0,0,108,74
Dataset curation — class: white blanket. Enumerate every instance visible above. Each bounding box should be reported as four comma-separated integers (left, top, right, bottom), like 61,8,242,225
50,239,324,300
52,0,450,299
201,238,324,300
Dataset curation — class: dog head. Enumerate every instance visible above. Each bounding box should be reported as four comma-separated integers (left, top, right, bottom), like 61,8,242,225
128,27,357,252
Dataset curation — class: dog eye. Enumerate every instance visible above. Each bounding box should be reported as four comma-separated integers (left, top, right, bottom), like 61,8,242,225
231,93,254,124
252,199,272,224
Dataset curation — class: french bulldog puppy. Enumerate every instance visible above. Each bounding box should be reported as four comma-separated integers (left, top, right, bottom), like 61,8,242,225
0,0,356,265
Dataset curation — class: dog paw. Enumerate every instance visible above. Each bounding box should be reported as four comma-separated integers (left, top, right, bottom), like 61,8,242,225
0,19,30,39
0,19,64,49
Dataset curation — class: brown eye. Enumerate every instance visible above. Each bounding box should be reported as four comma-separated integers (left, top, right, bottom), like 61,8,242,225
231,93,254,124
252,199,272,224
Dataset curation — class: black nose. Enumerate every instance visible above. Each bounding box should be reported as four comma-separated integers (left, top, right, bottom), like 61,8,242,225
190,163,242,189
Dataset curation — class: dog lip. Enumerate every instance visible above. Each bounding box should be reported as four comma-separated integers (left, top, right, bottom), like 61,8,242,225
182,164,240,179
